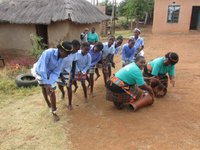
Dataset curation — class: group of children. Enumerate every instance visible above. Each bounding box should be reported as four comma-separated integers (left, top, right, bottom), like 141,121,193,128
31,27,179,122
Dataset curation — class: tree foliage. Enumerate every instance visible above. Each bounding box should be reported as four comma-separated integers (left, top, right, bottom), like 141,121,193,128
118,0,154,20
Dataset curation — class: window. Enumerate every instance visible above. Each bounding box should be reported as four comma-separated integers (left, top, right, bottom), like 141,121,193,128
167,5,180,23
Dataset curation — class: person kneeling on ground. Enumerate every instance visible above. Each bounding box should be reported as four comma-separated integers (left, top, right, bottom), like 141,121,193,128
106,56,154,111
31,41,73,122
143,52,179,97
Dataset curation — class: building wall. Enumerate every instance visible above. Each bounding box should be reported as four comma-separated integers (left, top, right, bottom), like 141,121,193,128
0,23,35,50
48,20,100,47
153,0,200,33
0,21,101,51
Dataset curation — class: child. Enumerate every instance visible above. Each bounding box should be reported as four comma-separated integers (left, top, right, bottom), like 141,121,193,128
74,42,91,102
101,35,115,85
57,40,81,110
121,38,136,67
80,28,89,43
31,41,72,122
86,42,103,96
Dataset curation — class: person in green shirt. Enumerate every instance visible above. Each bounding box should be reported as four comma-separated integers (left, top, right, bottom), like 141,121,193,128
106,56,154,111
87,27,99,45
143,52,179,97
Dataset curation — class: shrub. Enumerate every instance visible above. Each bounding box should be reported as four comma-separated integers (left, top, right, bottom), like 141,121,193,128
30,34,47,59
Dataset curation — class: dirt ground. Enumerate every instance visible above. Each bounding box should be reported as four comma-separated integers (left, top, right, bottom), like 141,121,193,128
1,30,200,150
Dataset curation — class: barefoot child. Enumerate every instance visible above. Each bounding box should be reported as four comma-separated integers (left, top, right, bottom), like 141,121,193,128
101,35,116,85
74,42,91,102
57,40,81,110
121,38,136,67
86,42,103,96
31,41,72,121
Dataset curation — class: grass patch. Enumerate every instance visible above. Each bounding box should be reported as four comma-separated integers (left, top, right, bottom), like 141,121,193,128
115,30,133,39
0,67,40,107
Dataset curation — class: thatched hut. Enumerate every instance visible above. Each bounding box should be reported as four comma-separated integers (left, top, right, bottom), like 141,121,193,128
0,0,109,51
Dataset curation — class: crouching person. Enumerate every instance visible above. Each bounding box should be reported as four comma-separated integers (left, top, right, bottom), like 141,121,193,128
31,41,72,122
143,52,179,97
106,56,154,111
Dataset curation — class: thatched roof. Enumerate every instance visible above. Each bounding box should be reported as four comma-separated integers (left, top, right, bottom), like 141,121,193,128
0,0,110,24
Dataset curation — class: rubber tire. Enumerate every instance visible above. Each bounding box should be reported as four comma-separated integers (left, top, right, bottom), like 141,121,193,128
15,74,38,88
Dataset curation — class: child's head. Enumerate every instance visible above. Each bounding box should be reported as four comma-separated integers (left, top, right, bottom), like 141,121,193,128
94,42,103,52
134,28,141,37
81,42,90,55
57,41,73,58
115,35,123,48
108,35,115,46
128,38,135,48
84,28,89,34
72,40,81,53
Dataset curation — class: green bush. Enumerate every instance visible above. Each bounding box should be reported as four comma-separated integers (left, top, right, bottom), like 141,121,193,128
30,34,47,59
120,20,129,29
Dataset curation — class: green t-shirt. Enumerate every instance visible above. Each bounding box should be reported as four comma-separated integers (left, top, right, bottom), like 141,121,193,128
115,62,145,86
148,57,175,76
87,32,99,43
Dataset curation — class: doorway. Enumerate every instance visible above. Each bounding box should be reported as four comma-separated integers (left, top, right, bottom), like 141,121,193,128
35,24,48,47
190,6,200,30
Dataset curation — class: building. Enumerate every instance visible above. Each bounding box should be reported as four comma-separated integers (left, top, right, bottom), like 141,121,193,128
152,0,200,33
0,0,109,51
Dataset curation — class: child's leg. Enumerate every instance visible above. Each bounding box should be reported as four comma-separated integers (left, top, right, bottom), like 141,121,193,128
108,65,112,78
95,68,101,81
89,73,94,96
58,84,65,99
73,80,78,93
81,80,88,103
86,74,90,88
67,85,73,110
41,86,51,108
49,91,60,122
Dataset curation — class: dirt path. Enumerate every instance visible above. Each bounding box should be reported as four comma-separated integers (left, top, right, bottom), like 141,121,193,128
1,31,200,150
69,32,200,150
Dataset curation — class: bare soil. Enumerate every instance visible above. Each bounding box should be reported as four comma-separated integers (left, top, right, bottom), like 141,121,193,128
1,30,200,150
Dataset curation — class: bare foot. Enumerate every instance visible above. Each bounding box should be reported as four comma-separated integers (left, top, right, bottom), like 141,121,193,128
84,98,88,103
52,114,60,122
61,92,65,100
95,74,100,81
73,86,78,93
68,105,73,111
90,92,95,97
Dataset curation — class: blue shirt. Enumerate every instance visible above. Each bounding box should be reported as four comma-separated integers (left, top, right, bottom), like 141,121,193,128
89,45,102,67
35,48,64,85
129,36,144,50
121,43,136,62
76,50,91,74
102,42,115,59
61,53,77,73
115,62,145,86
148,57,175,76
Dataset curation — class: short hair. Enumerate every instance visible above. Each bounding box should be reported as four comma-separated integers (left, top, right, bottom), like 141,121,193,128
135,56,145,62
128,38,135,43
94,42,103,51
81,42,90,48
116,35,123,41
72,40,81,47
165,52,179,65
108,35,115,40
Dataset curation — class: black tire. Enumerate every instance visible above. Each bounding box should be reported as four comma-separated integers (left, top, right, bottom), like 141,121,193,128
15,74,38,88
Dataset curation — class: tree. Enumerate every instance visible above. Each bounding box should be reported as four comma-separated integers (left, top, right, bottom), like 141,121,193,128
119,0,154,28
